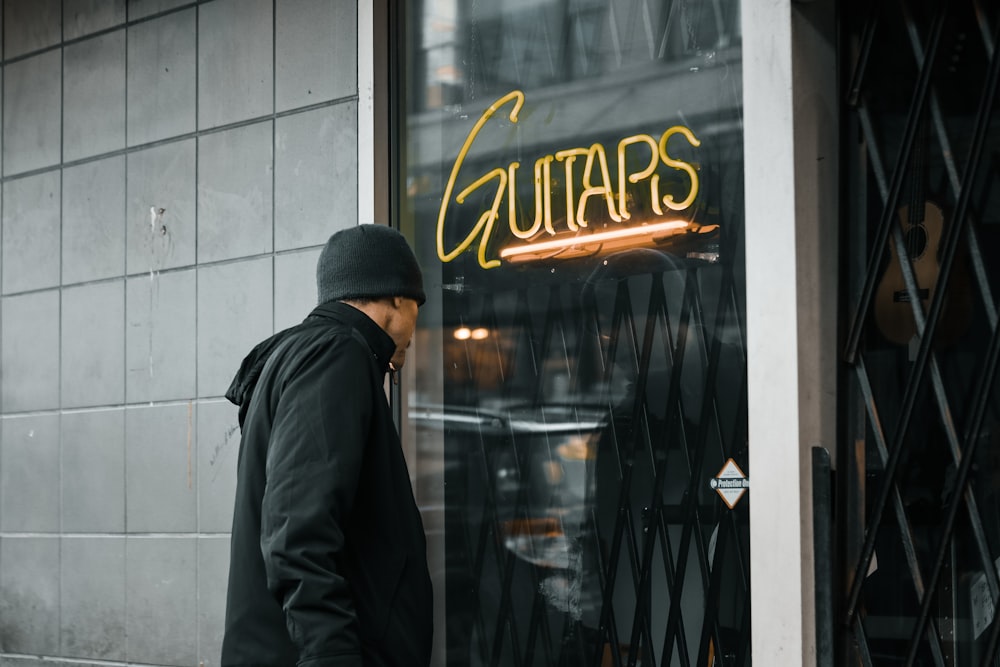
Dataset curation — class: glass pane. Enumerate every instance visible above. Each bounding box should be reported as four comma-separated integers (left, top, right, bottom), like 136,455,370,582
397,1,748,664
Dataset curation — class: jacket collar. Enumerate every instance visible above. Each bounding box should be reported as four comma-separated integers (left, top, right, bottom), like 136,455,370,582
308,301,396,372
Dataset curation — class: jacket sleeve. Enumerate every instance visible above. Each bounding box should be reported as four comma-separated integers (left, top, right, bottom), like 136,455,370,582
259,336,375,667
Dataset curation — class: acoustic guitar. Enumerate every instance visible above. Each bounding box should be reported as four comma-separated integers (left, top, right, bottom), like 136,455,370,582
873,199,944,346
873,115,970,347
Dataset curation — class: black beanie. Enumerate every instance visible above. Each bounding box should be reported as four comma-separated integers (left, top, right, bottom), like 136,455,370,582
316,224,426,306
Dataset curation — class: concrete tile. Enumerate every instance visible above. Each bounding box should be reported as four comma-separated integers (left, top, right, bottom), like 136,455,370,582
61,536,126,660
127,0,189,20
197,537,230,667
2,170,61,294
275,104,356,251
125,403,196,533
64,30,127,162
275,0,355,112
3,0,60,59
127,9,196,146
126,537,196,666
0,537,59,654
197,121,273,263
65,0,126,39
61,409,125,533
197,257,273,397
61,280,125,409
274,248,321,331
125,269,196,403
1,290,60,412
0,414,59,532
198,0,273,129
63,156,126,284
196,400,239,533
126,139,197,273
3,50,61,176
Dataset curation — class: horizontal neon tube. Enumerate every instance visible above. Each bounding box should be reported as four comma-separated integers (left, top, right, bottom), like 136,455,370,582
498,219,689,259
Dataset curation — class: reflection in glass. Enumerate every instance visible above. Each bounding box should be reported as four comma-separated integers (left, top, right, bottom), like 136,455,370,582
398,1,748,664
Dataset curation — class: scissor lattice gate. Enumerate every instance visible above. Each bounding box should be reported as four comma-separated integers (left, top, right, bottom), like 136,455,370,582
840,0,1000,664
440,244,751,667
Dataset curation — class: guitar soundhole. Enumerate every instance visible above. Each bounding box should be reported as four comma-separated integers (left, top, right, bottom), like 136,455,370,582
905,225,928,259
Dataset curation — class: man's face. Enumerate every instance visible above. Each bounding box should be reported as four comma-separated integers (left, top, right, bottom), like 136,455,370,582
387,297,420,370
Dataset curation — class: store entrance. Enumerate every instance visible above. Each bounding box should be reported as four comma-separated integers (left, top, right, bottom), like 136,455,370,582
839,0,1000,663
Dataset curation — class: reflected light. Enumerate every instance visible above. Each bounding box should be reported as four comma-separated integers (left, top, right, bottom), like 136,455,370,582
454,326,489,340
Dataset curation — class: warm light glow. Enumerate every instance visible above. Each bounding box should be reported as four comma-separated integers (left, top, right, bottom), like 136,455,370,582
436,89,702,270
454,327,472,340
499,220,689,260
470,327,489,340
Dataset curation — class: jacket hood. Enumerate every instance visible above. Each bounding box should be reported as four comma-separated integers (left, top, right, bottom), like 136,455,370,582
226,302,397,429
226,326,299,428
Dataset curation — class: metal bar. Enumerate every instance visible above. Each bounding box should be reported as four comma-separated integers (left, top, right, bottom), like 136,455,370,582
973,0,996,57
853,1,1000,615
814,447,835,667
844,1,950,363
928,356,1000,601
656,506,691,667
695,514,728,667
855,618,875,667
522,589,544,666
625,277,663,667
898,0,999,331
853,358,948,665
904,297,1000,666
980,599,1000,667
637,274,696,667
898,18,1000,657
589,502,624,667
489,451,526,667
885,213,999,605
735,593,752,667
845,5,960,616
594,280,647,667
847,1,880,107
660,268,729,665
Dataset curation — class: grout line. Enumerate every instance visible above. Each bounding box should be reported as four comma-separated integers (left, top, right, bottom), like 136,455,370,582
1,2,201,67
192,19,203,660
193,10,203,622
57,0,65,648
271,0,277,336
0,0,5,558
121,27,131,645
1,397,234,419
0,244,326,298
0,96,354,185
1,532,230,539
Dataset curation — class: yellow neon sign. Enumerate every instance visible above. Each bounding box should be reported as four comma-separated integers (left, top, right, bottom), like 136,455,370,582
435,90,702,269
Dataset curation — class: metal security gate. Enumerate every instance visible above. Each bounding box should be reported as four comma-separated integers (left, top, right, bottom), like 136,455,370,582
434,247,751,666
839,0,1000,664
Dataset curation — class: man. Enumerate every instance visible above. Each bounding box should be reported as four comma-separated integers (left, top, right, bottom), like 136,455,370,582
221,224,433,667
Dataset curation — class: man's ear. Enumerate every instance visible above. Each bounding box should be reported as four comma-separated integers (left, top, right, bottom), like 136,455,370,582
392,295,405,309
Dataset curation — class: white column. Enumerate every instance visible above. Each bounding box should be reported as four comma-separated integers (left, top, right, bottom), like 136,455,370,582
743,0,838,664
357,0,391,227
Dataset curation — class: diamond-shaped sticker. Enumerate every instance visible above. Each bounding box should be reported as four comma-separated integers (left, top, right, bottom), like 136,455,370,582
710,458,749,509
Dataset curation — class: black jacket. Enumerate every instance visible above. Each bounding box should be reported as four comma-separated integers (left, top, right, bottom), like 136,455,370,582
222,302,433,667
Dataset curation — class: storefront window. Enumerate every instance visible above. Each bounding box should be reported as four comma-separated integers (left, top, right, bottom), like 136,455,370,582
396,2,749,664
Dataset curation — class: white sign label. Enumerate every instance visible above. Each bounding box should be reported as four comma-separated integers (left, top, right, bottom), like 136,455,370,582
710,458,749,509
971,556,1000,639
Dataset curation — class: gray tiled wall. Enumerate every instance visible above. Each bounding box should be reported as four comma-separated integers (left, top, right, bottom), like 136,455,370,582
0,1,360,665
